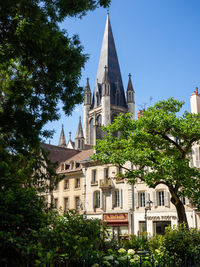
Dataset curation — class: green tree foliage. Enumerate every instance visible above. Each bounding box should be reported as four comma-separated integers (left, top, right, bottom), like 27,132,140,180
30,210,107,266
0,0,110,265
92,98,200,226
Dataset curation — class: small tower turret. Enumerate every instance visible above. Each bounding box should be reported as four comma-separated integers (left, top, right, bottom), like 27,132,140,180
126,73,135,119
190,87,200,114
102,66,111,125
58,124,67,147
83,78,91,144
75,116,85,150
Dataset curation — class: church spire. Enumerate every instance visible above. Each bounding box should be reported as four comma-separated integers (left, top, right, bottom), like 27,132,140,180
84,77,91,105
76,116,84,138
126,73,135,119
95,13,123,88
75,116,85,150
127,73,135,93
58,124,66,147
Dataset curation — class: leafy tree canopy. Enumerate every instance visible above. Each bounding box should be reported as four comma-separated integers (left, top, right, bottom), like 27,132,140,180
0,1,110,264
92,98,200,225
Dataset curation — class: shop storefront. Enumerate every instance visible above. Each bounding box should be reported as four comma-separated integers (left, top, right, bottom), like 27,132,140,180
103,213,129,240
153,221,171,235
147,215,176,235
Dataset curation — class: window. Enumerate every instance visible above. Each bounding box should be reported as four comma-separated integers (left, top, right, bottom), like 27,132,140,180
65,164,70,170
134,192,148,208
78,139,80,148
158,191,165,206
114,190,120,207
93,191,100,208
64,197,69,212
64,179,69,190
139,192,146,207
75,197,80,212
153,190,169,207
75,178,80,188
181,196,189,205
91,170,97,184
96,115,102,126
104,168,109,179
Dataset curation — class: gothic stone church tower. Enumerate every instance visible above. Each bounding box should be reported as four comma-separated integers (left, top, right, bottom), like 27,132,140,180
83,13,135,146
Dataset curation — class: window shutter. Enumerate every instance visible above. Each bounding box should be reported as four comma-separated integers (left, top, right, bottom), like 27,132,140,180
145,192,149,206
153,191,157,207
134,192,139,208
185,197,189,205
100,190,103,209
164,191,169,207
195,147,200,167
120,189,123,209
111,189,113,209
92,191,94,210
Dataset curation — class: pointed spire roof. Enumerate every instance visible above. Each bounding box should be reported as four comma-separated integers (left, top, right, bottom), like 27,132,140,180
96,13,123,87
85,77,91,93
58,124,66,147
127,73,135,92
75,116,84,139
102,65,110,84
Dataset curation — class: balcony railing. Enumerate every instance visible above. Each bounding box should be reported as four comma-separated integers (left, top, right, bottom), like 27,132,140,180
99,179,112,189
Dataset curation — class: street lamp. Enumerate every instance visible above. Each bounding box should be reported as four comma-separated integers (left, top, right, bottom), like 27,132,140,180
144,200,153,232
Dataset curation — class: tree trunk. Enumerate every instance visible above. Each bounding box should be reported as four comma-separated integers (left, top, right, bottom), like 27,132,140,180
169,187,189,228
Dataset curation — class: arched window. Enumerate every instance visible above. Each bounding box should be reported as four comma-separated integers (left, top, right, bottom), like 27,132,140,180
96,92,100,106
96,114,102,126
93,191,100,208
89,118,94,145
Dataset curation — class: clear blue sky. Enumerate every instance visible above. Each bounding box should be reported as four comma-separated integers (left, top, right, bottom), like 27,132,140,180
44,0,200,145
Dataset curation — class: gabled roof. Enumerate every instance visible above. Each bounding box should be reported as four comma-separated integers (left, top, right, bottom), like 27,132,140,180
41,143,80,163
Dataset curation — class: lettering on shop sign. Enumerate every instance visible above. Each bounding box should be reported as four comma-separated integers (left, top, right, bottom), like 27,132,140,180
146,216,177,221
103,213,128,222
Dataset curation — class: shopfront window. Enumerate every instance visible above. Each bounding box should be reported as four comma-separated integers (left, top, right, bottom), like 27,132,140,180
153,221,171,235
